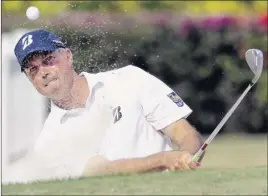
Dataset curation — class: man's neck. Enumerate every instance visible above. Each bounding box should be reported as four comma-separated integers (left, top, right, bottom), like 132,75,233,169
53,75,90,110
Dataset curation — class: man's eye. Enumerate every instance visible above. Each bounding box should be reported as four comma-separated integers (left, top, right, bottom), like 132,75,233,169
44,56,55,65
30,66,38,73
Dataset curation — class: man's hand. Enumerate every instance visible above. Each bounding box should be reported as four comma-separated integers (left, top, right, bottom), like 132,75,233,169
159,150,199,171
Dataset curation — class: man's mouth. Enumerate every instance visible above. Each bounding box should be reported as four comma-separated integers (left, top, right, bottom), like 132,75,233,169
45,78,57,87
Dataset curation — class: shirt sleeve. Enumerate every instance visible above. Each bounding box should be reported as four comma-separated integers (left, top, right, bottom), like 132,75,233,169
128,66,193,131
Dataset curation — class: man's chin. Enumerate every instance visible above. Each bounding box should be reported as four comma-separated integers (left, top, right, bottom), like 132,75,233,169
41,88,61,100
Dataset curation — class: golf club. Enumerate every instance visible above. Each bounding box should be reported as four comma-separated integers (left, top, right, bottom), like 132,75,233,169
192,49,264,163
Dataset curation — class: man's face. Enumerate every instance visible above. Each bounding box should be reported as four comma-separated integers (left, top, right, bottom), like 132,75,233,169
23,48,74,100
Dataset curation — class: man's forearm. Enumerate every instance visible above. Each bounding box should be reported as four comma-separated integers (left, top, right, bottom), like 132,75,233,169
84,154,165,176
102,154,165,175
179,130,203,154
175,128,206,163
163,119,205,162
173,130,205,163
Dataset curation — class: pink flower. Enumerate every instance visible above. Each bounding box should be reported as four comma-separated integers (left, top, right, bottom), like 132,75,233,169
259,15,268,26
258,15,268,32
201,16,237,30
180,18,198,36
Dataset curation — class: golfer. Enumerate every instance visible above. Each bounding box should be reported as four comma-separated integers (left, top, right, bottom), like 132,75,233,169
6,29,205,183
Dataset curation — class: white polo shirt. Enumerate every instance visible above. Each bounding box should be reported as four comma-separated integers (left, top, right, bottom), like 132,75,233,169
4,65,192,183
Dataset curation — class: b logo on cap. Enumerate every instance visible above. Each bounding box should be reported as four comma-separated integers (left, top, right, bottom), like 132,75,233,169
22,35,33,50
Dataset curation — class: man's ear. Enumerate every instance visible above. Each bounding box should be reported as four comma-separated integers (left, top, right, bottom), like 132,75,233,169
65,48,73,64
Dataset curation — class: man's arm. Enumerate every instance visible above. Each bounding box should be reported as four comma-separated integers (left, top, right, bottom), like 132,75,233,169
163,119,205,162
84,154,164,176
83,150,196,177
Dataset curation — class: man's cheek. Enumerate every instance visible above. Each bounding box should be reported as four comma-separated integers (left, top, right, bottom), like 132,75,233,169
33,81,45,95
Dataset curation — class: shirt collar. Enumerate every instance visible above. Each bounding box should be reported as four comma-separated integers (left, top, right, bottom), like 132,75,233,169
50,71,104,118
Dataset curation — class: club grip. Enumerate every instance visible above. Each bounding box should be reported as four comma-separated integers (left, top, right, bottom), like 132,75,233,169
192,143,207,162
192,150,204,162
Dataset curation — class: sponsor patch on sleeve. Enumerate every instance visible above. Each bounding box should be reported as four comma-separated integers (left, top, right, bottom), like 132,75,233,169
167,92,184,107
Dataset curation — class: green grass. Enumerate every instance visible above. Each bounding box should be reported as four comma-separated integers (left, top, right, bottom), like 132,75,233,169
2,134,268,195
3,167,267,195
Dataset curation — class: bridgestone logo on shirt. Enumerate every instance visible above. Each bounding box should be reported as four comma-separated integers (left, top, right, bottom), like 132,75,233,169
113,106,122,123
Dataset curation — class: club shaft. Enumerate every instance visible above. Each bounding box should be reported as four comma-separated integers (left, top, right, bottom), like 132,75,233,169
206,83,253,144
192,83,253,162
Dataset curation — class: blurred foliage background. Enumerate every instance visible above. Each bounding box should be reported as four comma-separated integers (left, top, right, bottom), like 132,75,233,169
2,1,267,15
2,1,267,135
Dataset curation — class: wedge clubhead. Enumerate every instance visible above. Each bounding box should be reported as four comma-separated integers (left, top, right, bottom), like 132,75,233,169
245,49,264,84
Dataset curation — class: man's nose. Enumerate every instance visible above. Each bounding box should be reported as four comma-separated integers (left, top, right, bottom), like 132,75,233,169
39,66,50,79
42,72,49,79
